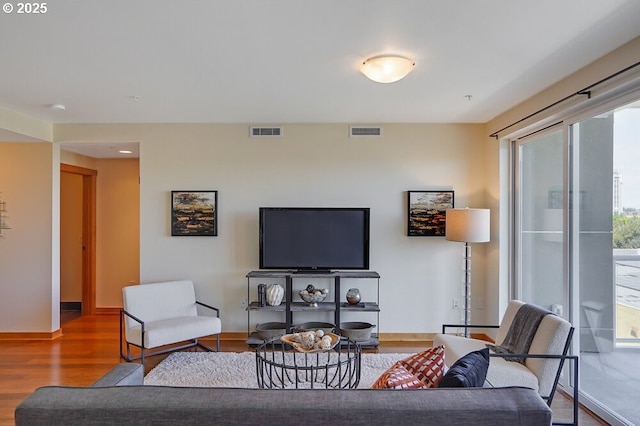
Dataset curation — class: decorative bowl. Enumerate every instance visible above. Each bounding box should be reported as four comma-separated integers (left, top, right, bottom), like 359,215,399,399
298,288,329,307
255,322,287,340
281,332,340,353
340,321,376,342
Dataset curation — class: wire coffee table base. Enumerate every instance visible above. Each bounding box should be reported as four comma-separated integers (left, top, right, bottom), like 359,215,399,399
255,338,361,389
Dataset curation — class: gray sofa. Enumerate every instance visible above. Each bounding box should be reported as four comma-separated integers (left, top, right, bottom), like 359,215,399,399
15,363,552,425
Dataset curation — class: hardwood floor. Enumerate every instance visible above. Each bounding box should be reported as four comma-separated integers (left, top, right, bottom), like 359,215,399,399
0,314,605,425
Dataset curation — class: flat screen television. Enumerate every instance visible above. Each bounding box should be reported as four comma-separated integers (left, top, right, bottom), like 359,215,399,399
259,207,370,272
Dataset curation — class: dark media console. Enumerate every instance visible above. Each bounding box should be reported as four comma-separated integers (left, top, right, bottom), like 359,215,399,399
246,270,380,347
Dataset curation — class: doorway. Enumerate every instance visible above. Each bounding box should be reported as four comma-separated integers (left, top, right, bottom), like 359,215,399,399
60,163,97,317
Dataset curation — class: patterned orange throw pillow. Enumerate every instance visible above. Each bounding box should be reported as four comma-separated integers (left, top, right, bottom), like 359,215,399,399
371,345,446,389
397,345,446,388
371,364,428,389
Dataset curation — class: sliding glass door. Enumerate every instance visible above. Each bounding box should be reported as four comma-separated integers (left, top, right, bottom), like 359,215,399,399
514,129,565,313
514,97,640,425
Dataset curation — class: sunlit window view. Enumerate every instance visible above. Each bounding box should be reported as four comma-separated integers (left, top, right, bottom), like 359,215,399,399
573,100,640,426
612,104,640,344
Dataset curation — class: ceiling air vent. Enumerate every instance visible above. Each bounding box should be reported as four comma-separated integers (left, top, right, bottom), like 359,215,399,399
349,126,383,137
250,126,283,137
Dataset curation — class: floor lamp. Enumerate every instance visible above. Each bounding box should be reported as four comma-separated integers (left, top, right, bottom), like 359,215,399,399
445,208,490,337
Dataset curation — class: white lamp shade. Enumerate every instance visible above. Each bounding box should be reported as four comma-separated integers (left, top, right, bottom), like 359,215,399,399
360,55,415,83
445,208,490,243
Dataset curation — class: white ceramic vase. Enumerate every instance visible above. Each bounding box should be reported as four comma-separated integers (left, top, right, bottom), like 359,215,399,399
266,283,285,306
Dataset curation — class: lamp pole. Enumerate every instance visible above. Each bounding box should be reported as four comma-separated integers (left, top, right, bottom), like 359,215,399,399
463,242,471,338
445,208,490,338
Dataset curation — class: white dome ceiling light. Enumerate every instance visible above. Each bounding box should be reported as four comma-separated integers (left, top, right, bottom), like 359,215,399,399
360,55,415,83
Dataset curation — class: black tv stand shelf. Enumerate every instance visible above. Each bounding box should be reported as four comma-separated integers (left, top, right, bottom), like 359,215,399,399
246,270,380,347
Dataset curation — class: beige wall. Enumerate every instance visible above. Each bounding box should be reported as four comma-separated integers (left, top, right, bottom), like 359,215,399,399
0,106,52,142
60,150,97,169
60,153,140,309
95,158,139,307
0,142,58,332
56,123,489,333
60,171,83,301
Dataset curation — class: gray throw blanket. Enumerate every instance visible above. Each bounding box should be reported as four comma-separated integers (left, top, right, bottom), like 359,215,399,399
486,303,551,364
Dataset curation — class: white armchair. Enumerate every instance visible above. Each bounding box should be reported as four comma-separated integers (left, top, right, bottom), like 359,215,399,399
120,280,222,364
434,300,578,425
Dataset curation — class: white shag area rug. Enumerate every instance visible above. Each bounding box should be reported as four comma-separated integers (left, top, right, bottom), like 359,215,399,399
145,351,410,389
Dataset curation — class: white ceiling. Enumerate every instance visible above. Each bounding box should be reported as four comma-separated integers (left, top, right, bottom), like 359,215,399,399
59,141,140,159
1,1,639,135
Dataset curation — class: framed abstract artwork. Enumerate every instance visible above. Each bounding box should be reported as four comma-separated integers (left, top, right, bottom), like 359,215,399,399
171,190,217,236
407,190,454,236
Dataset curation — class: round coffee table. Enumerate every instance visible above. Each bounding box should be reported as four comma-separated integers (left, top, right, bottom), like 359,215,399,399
255,338,361,389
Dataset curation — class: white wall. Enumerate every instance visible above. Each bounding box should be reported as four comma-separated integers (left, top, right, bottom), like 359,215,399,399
57,123,489,333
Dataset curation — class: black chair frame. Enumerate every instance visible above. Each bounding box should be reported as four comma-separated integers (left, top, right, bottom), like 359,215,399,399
120,301,220,365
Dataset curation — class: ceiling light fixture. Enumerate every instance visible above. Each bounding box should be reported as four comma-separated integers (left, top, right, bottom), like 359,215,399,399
49,104,66,111
360,55,415,83
119,150,133,154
